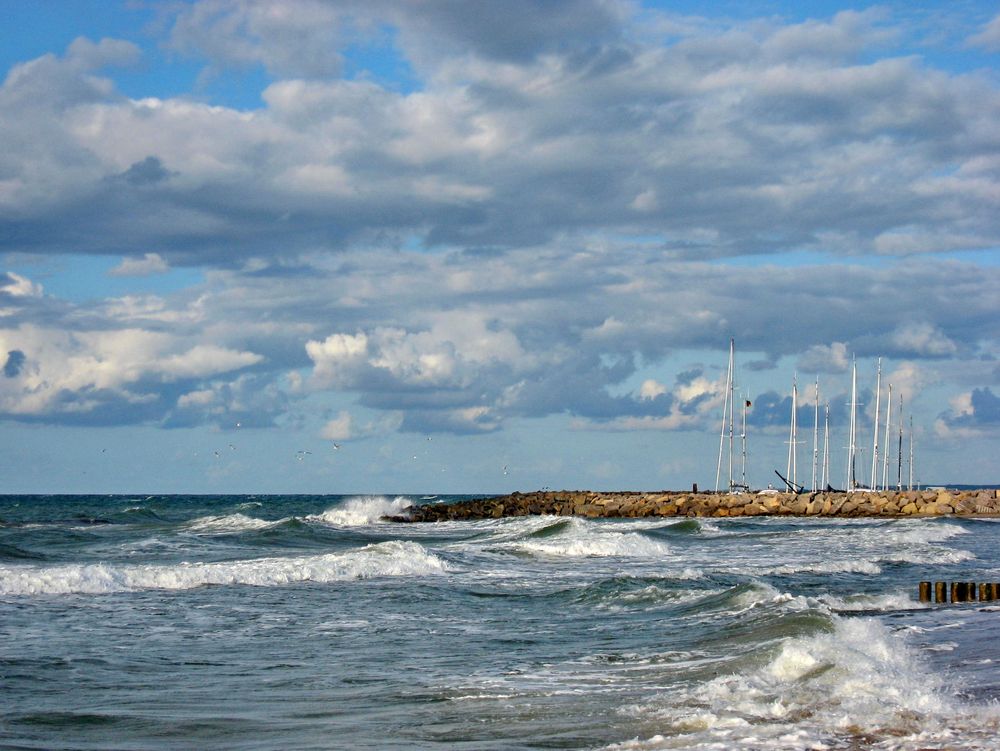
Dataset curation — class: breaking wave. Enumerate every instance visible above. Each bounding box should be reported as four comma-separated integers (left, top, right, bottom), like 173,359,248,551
610,617,1000,749
309,496,413,526
0,540,447,596
493,517,672,558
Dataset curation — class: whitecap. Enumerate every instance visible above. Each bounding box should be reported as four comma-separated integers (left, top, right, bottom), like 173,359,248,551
762,558,882,576
309,495,413,526
0,540,447,596
495,518,671,558
613,616,1000,749
184,513,274,534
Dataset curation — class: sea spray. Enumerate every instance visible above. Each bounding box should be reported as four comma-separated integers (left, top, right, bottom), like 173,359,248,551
309,495,413,526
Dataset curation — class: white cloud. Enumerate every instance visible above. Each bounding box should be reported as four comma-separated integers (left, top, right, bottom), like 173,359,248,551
305,332,369,387
158,344,263,380
884,361,928,407
639,379,666,399
2,9,999,264
0,324,263,417
307,314,532,393
0,272,43,298
108,253,169,277
320,410,354,441
797,342,849,373
889,322,957,357
0,7,998,453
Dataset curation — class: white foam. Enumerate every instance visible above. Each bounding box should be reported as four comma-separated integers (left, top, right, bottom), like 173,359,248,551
611,617,1000,749
880,547,975,565
184,513,274,533
309,495,413,526
879,521,969,544
816,591,927,612
0,540,447,595
764,559,882,576
497,518,672,558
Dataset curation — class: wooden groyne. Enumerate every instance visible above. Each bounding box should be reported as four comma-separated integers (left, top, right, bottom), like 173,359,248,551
919,581,1000,604
389,488,1000,522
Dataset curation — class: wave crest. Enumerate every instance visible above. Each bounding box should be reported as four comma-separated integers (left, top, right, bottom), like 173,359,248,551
0,540,446,596
184,514,274,534
495,518,672,558
614,617,1000,749
309,496,413,526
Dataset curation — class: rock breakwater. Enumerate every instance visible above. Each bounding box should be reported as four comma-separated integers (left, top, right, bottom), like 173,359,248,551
389,488,1000,522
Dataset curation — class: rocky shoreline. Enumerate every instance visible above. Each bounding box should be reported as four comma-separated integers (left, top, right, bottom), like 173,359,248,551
388,488,1000,522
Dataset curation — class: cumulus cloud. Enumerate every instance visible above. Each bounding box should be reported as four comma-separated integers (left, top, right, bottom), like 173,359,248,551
937,387,1000,438
2,7,999,264
797,342,850,373
890,322,958,357
0,318,264,422
1,5,998,453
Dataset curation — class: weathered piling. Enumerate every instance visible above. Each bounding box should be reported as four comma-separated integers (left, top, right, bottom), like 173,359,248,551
951,582,969,602
919,581,931,602
919,581,1000,604
935,581,947,603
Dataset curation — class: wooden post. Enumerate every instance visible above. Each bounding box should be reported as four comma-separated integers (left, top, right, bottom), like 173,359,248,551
919,581,931,602
935,581,947,603
979,583,989,602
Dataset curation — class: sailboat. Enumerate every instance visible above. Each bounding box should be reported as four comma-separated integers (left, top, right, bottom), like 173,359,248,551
774,376,807,494
715,338,750,493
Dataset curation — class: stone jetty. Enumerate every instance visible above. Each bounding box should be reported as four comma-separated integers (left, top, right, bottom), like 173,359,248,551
388,488,1000,522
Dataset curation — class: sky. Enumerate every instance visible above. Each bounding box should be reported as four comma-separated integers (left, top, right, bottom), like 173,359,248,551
1,0,999,494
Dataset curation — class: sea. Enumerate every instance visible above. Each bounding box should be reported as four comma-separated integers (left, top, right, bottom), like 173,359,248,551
2,494,1000,751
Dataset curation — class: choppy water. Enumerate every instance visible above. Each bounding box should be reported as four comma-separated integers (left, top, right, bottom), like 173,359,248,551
2,494,1000,750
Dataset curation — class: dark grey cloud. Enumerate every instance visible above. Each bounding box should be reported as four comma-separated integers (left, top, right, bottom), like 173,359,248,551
117,156,173,186
940,386,1000,429
3,350,25,378
390,0,627,63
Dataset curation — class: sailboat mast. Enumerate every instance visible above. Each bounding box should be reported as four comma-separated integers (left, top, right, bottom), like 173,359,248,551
786,377,798,487
871,358,881,491
740,393,747,491
881,383,892,491
715,338,734,493
728,379,735,493
908,414,914,491
811,377,819,492
896,395,904,491
847,358,858,491
822,403,830,490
